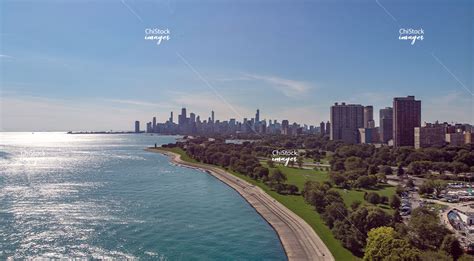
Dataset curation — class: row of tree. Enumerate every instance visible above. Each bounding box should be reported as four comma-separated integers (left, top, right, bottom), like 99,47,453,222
168,140,299,195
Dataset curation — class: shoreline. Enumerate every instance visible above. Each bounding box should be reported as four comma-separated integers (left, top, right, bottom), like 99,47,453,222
146,148,334,261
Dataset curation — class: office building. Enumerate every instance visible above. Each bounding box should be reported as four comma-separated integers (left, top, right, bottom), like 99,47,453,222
330,102,364,143
393,96,421,147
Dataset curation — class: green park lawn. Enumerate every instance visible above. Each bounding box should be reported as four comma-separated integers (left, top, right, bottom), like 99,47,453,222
261,162,396,213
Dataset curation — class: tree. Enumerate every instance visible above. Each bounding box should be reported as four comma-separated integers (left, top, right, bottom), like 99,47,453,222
451,162,469,174
390,194,401,210
376,173,387,183
344,156,367,171
366,192,381,205
408,161,431,175
322,202,348,228
441,234,464,260
288,159,295,167
397,165,404,176
333,220,364,255
408,207,450,249
253,166,269,179
333,206,392,255
396,185,405,196
355,175,377,189
329,171,348,188
392,210,403,224
433,180,447,198
419,180,435,195
297,157,304,168
420,251,452,261
381,165,393,175
351,200,362,210
266,159,275,168
368,164,379,175
270,169,287,184
363,226,420,261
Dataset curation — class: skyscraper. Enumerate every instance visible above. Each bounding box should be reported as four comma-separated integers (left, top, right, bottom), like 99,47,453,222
320,121,325,135
211,110,215,123
152,117,156,131
393,96,421,147
379,107,393,143
255,109,260,123
281,120,289,135
325,121,331,136
169,112,173,123
364,106,375,128
135,121,140,133
330,102,364,143
179,108,187,125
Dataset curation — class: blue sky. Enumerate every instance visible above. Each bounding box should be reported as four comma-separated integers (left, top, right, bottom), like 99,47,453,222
1,0,473,131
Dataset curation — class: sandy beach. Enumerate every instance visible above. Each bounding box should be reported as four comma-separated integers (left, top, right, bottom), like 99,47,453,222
146,148,334,261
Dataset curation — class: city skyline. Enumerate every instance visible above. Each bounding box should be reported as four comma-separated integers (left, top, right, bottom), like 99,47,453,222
1,1,473,131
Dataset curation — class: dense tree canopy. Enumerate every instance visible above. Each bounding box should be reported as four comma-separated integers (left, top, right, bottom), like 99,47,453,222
364,226,420,261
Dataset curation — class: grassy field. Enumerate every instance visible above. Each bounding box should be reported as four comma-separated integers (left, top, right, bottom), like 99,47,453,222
261,162,396,213
155,147,358,260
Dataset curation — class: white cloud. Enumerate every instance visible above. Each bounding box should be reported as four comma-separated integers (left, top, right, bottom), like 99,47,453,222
244,73,313,98
214,73,313,98
101,98,173,108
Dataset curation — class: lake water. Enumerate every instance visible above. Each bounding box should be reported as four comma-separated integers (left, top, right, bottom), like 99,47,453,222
0,132,285,260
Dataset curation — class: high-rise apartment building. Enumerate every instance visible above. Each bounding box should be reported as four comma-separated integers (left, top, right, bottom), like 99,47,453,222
364,106,375,128
414,123,446,149
135,121,140,133
379,107,393,143
393,96,421,147
325,121,331,136
320,121,325,135
330,102,364,143
282,120,289,135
